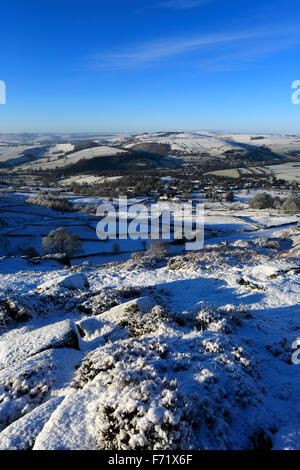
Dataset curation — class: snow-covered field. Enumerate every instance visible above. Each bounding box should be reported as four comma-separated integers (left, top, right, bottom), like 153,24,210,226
265,163,300,183
0,188,299,450
58,175,123,186
225,133,300,156
207,162,300,183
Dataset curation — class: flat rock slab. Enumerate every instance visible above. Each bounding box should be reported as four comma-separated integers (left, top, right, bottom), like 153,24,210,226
77,296,156,343
33,383,101,450
100,296,156,324
36,273,89,293
0,319,79,370
0,396,64,450
0,348,83,432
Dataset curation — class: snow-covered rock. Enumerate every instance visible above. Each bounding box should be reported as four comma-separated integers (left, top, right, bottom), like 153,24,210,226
0,396,64,450
0,348,82,432
100,296,156,325
36,273,89,293
33,386,100,450
77,317,105,341
77,297,157,343
0,319,79,369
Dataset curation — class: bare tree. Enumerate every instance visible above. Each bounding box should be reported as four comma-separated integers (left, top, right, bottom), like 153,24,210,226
42,227,82,257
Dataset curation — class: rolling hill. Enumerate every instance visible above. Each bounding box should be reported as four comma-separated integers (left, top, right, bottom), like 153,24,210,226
0,131,299,175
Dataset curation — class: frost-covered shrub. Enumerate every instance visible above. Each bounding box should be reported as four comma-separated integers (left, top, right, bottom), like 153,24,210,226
231,239,250,248
0,368,53,432
194,306,228,332
168,256,189,271
130,251,144,262
146,241,168,259
249,193,274,209
121,287,142,299
74,325,265,450
0,288,89,322
0,291,80,326
124,250,167,270
125,252,147,268
73,337,169,389
73,203,98,214
282,194,300,213
94,376,193,450
14,285,142,320
0,296,33,326
252,237,280,250
191,304,250,334
74,338,193,450
121,305,169,338
167,252,216,271
27,195,74,212
77,287,142,316
168,245,261,271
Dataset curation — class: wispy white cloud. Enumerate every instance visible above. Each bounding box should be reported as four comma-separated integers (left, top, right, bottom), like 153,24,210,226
198,36,300,72
155,0,211,9
91,27,300,71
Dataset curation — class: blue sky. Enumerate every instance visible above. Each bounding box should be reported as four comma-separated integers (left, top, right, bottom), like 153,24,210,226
0,0,299,133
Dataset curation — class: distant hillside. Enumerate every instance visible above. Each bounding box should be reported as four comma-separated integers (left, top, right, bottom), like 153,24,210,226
0,131,299,175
